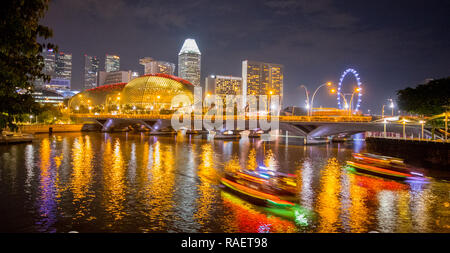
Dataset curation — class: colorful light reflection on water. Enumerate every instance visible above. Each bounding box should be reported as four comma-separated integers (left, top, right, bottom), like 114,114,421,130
0,132,448,233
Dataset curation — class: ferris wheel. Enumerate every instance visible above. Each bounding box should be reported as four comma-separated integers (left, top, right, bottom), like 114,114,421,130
337,68,362,111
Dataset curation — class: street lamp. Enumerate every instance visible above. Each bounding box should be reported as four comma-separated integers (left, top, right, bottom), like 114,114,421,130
299,85,310,116
389,99,394,116
29,115,33,124
383,119,388,138
349,87,362,116
331,88,349,114
419,120,425,140
310,82,332,116
401,118,407,139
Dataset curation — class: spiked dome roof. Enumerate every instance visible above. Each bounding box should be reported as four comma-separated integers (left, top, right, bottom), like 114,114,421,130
179,38,201,55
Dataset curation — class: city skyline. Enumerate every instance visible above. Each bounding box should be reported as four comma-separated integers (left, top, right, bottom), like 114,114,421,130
39,0,450,113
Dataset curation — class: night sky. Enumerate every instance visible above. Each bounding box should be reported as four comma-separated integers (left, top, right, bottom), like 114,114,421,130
40,0,450,114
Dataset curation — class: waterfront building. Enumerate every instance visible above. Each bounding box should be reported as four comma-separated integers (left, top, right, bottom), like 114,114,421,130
97,70,139,86
178,39,201,86
140,57,176,75
36,49,72,91
55,51,72,82
105,54,120,72
69,73,194,113
242,60,283,110
32,88,65,105
205,75,242,98
83,55,100,90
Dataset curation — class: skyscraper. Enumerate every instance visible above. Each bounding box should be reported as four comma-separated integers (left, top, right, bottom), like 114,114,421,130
242,60,283,109
140,57,176,75
178,39,201,86
105,54,120,72
83,55,100,90
55,52,72,81
205,75,242,98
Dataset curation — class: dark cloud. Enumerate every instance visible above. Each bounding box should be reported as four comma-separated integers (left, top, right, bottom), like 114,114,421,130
41,0,450,113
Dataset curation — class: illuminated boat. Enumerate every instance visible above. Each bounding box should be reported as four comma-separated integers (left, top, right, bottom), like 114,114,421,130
220,176,296,207
346,153,424,180
214,130,241,139
220,177,312,226
232,168,297,197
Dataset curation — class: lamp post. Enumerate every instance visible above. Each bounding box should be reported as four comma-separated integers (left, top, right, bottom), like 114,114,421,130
331,88,349,114
349,87,362,116
383,119,387,138
299,85,310,117
402,118,406,139
389,99,394,116
419,120,425,140
310,82,332,116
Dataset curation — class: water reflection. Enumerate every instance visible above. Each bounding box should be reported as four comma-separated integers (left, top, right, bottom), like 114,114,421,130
0,132,448,233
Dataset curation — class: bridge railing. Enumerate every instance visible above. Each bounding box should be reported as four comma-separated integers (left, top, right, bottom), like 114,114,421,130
70,113,372,122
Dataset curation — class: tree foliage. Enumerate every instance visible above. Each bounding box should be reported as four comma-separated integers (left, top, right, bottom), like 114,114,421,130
0,0,56,130
397,78,450,116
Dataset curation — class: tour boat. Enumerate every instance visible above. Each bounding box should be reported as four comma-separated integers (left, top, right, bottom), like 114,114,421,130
220,176,297,208
214,130,241,139
346,153,424,180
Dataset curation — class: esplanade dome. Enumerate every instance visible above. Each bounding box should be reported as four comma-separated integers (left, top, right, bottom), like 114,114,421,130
120,74,194,109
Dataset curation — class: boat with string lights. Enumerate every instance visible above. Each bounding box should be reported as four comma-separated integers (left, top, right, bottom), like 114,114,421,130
346,153,425,181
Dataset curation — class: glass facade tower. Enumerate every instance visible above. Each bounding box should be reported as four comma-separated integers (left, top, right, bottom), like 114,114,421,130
84,55,100,90
242,60,283,109
105,54,120,72
178,39,201,86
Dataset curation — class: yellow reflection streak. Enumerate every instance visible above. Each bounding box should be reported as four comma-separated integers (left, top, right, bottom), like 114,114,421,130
70,135,94,221
195,144,217,230
348,174,370,232
142,141,176,231
316,158,341,232
103,139,126,224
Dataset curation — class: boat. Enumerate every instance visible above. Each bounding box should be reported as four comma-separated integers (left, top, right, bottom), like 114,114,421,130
220,176,297,208
220,174,312,226
346,153,424,180
214,130,241,139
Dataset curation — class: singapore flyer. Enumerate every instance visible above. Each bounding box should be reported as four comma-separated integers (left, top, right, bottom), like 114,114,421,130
337,68,362,112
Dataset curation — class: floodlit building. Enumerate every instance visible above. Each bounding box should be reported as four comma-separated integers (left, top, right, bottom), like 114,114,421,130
178,39,201,86
140,57,176,75
32,88,65,105
36,49,72,91
205,75,242,98
69,74,194,113
83,55,100,90
242,60,283,110
97,70,139,86
105,54,120,72
55,52,72,82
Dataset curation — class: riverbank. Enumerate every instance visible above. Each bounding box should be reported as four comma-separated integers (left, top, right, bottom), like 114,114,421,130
366,137,449,170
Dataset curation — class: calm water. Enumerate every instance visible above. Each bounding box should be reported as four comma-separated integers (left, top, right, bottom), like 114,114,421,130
0,132,449,233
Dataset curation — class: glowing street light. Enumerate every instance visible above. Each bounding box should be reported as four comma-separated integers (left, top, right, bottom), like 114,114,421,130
310,81,333,116
401,118,407,139
299,85,310,116
419,120,425,140
389,99,394,116
349,87,362,115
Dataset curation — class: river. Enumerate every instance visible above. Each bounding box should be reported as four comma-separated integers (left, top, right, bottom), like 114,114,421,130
0,132,448,233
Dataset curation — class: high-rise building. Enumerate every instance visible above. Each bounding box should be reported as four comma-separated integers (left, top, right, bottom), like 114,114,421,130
242,60,283,109
178,39,201,86
83,55,100,90
55,52,72,81
205,75,242,98
97,70,139,87
36,50,72,91
105,54,120,72
140,57,176,75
